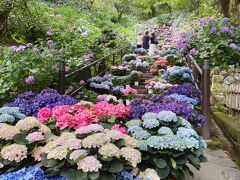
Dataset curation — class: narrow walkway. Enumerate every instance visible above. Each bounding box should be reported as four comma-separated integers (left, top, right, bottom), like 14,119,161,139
189,149,240,180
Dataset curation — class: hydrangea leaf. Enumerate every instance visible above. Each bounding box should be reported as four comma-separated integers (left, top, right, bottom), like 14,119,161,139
61,169,88,180
153,158,167,168
156,164,170,179
13,133,27,145
109,161,124,173
88,172,100,180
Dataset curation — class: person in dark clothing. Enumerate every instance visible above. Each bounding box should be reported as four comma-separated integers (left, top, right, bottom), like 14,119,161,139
149,33,159,56
142,31,150,50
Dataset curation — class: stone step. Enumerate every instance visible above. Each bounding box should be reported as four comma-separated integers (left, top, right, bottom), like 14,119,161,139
136,89,148,94
132,85,145,89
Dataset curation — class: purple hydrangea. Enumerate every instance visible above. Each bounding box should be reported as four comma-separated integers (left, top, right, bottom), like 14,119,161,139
229,43,238,50
189,48,199,56
6,88,77,116
25,76,35,85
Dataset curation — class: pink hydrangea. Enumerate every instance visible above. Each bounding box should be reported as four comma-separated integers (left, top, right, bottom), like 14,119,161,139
70,103,86,114
52,105,70,119
91,102,130,119
111,124,128,135
56,113,75,130
37,107,52,123
77,156,102,172
26,132,44,142
149,68,155,75
74,109,99,129
79,80,85,86
122,87,137,96
155,57,168,67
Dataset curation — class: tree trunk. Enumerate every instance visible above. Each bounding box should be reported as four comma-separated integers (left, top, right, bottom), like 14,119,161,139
0,2,15,44
219,0,231,17
232,0,240,19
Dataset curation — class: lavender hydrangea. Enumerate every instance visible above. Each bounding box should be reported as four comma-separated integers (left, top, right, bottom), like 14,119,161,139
166,93,199,105
6,88,77,116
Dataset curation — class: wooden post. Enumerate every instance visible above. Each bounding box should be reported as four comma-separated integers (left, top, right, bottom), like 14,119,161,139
202,59,211,139
58,59,66,95
113,53,115,66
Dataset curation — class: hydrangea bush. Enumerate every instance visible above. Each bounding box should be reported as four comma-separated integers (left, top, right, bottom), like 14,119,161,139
126,111,207,180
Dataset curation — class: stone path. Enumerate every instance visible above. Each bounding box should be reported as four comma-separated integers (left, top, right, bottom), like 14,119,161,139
188,149,240,180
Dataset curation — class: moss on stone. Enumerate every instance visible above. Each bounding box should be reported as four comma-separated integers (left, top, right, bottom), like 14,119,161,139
207,139,223,149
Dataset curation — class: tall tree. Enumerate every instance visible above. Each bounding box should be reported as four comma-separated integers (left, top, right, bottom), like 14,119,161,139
219,0,231,17
114,0,133,21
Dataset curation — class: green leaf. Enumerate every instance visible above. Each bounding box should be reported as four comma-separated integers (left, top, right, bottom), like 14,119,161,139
171,158,177,169
60,169,88,180
107,116,116,123
109,161,124,173
199,155,208,163
188,154,201,170
98,174,116,180
88,172,99,180
153,158,167,168
13,133,27,145
156,165,170,179
43,159,59,168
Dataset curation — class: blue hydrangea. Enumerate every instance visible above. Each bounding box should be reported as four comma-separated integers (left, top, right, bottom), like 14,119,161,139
176,127,198,138
0,166,64,180
180,117,192,128
142,112,158,121
0,114,15,122
0,107,26,123
117,171,139,180
127,125,143,133
183,73,191,80
139,140,148,151
158,126,173,135
125,119,142,127
132,130,151,140
157,111,178,123
142,118,160,129
167,93,199,105
147,135,185,151
199,138,207,149
182,137,200,149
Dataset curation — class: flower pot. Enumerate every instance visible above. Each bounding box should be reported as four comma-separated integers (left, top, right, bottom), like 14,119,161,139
125,99,131,105
126,85,131,88
134,82,139,86
148,89,153,94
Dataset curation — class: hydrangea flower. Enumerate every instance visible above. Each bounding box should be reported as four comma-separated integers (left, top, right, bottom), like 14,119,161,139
77,156,102,172
16,117,41,131
47,146,68,160
0,123,20,140
182,137,200,149
138,140,148,151
26,131,44,143
180,117,192,128
32,146,44,161
123,135,139,148
74,124,104,135
157,111,178,123
147,135,185,151
127,125,143,133
82,133,110,148
158,127,173,135
1,144,27,162
132,130,151,140
98,143,120,158
166,93,199,105
142,118,160,129
142,112,158,121
25,76,35,85
120,147,141,167
69,149,88,161
104,129,124,140
125,119,142,127
176,127,198,138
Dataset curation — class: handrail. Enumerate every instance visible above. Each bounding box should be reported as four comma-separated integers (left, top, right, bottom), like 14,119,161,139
65,46,129,78
187,53,202,75
184,53,211,140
